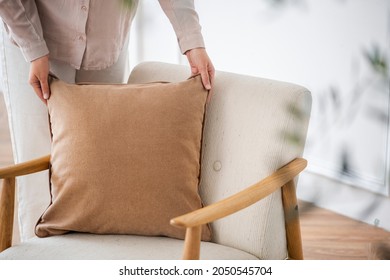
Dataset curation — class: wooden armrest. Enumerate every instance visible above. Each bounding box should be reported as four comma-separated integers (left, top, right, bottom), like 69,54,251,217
171,158,307,260
0,154,50,252
0,155,50,179
171,158,307,228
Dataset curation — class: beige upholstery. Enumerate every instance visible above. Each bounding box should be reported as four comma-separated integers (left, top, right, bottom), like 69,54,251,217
0,234,257,260
0,62,311,260
128,62,311,259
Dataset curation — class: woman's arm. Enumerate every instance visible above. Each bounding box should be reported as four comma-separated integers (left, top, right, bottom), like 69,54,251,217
158,0,205,54
0,0,50,102
158,0,215,90
0,0,48,62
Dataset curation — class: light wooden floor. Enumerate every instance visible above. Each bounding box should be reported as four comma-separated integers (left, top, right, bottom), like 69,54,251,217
299,201,390,259
1,94,390,260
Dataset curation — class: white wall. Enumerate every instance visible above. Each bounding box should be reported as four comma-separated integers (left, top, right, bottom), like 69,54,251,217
130,0,390,231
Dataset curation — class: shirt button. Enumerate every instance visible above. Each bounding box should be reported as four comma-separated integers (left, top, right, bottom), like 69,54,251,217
81,5,88,11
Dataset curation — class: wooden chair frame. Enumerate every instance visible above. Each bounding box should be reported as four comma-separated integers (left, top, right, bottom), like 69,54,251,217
0,155,306,260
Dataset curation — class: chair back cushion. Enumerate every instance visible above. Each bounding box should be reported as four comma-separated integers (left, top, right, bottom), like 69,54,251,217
128,62,312,259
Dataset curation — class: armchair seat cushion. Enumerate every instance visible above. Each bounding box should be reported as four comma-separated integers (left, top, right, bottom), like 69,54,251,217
0,234,258,260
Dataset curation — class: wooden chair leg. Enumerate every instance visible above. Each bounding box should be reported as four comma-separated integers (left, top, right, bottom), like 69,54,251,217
182,226,202,260
282,180,304,260
0,177,16,252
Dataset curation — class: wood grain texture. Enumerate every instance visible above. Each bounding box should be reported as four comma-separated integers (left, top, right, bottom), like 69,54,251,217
0,177,15,252
299,201,390,260
182,226,202,260
0,96,19,245
173,159,306,260
0,155,50,179
282,180,303,260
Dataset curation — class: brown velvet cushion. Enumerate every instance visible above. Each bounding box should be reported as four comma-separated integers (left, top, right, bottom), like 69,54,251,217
35,75,211,241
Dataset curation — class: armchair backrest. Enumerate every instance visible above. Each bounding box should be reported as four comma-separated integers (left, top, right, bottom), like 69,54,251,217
128,62,312,259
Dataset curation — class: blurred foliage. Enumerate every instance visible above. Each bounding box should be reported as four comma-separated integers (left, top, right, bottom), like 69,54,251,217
364,45,389,79
264,0,390,260
283,103,307,147
363,45,389,125
122,0,134,8
264,0,305,7
287,103,306,121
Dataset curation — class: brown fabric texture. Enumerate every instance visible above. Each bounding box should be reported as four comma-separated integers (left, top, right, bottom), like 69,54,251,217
35,75,211,241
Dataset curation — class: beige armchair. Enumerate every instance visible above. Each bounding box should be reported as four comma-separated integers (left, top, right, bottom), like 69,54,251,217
0,62,311,260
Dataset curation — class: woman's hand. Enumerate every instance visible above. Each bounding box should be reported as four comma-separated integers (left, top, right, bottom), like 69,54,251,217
29,55,50,104
186,48,215,92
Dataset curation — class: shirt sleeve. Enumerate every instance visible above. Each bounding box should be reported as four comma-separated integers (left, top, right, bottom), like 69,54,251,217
0,0,49,62
158,0,205,54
